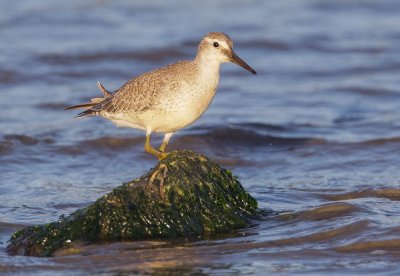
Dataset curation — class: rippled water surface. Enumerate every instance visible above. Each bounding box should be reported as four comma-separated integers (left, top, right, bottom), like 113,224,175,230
2,0,400,274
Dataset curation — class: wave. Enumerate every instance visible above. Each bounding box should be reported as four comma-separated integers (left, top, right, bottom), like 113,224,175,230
46,122,328,158
320,188,400,201
185,123,327,148
37,48,188,65
357,137,400,146
0,134,54,155
54,136,144,155
0,69,21,84
330,86,400,98
218,219,369,251
3,122,400,158
0,135,38,155
337,238,400,253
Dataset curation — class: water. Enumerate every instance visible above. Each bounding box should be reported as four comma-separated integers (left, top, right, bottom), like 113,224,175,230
1,0,400,274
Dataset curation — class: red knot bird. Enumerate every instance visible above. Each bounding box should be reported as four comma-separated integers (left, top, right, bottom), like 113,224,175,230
66,32,256,159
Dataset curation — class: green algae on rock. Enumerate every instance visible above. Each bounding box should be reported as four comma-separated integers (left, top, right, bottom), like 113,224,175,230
7,150,258,257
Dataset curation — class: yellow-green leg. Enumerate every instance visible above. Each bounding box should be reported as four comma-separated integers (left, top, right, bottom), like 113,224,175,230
159,132,174,153
145,130,168,160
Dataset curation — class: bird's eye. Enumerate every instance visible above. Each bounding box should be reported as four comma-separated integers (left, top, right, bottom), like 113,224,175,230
213,42,219,47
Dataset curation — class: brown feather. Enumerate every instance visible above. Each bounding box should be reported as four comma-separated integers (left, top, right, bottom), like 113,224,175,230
64,102,97,110
97,81,112,97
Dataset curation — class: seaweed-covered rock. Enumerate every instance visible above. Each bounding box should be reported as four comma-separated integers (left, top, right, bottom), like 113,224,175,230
7,150,258,257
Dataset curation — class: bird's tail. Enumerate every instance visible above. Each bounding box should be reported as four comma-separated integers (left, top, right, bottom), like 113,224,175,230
64,102,99,118
65,102,97,110
65,81,113,118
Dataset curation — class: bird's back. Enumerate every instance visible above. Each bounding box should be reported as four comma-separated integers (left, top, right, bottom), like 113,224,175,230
78,60,198,118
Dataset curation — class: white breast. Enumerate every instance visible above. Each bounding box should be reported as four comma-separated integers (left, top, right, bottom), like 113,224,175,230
150,74,219,132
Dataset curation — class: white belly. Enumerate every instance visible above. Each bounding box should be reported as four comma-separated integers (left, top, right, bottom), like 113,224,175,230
146,88,217,132
104,86,217,133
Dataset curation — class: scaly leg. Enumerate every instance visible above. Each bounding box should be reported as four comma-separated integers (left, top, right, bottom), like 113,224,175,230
145,130,168,160
159,132,174,153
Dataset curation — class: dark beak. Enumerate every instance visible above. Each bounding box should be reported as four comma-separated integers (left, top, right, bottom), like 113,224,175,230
230,52,257,75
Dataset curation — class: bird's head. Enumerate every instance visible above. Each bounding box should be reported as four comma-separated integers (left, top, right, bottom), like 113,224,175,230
197,32,256,75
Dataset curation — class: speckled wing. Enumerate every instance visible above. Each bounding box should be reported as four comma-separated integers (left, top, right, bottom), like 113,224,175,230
100,71,166,114
76,61,192,118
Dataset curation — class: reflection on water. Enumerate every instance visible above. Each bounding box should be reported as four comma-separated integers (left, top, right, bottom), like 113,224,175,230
1,0,400,274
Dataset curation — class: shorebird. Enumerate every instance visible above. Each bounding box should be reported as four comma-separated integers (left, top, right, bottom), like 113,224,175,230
66,32,256,159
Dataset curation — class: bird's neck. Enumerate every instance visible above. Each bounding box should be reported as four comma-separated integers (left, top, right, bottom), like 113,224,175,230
190,56,220,102
194,54,222,81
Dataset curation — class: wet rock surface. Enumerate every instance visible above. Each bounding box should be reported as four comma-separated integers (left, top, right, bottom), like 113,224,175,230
7,150,258,257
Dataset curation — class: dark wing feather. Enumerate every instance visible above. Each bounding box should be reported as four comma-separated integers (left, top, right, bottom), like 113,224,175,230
74,61,192,117
97,70,167,114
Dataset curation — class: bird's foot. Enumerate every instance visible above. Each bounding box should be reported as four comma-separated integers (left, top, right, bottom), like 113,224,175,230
157,151,169,160
145,141,169,160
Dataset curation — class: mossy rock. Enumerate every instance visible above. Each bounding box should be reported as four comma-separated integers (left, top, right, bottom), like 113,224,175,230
7,150,258,257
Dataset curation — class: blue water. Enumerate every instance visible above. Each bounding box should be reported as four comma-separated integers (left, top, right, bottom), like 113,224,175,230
1,0,400,274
